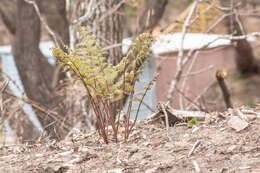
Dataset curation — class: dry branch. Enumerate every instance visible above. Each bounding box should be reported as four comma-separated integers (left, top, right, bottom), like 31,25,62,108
167,0,200,105
216,69,233,109
146,102,210,125
188,140,200,157
24,0,63,48
3,90,71,132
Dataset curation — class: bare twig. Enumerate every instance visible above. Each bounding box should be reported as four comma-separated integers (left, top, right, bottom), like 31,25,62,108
167,0,199,105
159,102,171,141
2,72,24,94
3,90,71,131
175,87,202,111
205,12,233,33
24,0,63,48
233,108,248,121
0,80,9,92
220,32,260,40
99,0,126,22
186,81,216,110
188,140,200,157
72,0,99,25
147,103,209,125
181,65,214,78
0,80,9,113
129,74,158,134
24,0,67,88
179,51,199,109
189,0,217,27
234,9,246,35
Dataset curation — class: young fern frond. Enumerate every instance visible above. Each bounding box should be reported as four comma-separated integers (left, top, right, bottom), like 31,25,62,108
52,27,153,143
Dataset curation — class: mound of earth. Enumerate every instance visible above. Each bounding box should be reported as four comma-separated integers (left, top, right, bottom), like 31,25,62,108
0,106,260,173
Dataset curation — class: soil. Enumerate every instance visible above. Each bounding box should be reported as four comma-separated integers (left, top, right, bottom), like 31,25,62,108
1,106,260,173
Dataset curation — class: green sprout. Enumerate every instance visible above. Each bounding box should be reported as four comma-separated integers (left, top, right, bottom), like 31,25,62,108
104,155,110,161
187,117,199,127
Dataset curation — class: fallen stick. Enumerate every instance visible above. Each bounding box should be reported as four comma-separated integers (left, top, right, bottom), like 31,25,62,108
146,102,210,125
188,140,200,157
160,102,172,141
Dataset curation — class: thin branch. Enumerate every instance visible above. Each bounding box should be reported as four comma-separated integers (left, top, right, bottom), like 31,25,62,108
220,32,260,40
2,71,24,94
188,140,200,157
3,90,71,131
181,65,214,78
72,0,97,25
189,0,217,27
129,75,158,133
159,102,172,141
234,9,246,35
99,0,126,22
167,0,199,105
24,0,63,48
175,87,202,111
0,80,9,113
205,12,233,33
186,81,216,110
179,51,199,109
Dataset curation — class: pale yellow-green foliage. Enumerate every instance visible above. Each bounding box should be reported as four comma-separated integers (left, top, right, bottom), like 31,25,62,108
52,28,152,103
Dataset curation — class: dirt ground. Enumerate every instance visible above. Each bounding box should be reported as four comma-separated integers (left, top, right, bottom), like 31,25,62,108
1,106,260,173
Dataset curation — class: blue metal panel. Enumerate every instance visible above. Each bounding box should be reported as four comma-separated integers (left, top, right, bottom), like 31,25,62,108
123,53,157,120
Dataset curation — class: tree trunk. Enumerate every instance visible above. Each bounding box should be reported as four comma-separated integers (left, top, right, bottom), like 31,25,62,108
39,0,69,89
137,0,168,34
86,0,123,65
39,0,70,46
232,17,259,75
12,0,71,139
0,0,16,35
220,0,259,75
0,0,73,140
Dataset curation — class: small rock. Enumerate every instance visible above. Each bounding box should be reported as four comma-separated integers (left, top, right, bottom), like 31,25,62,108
246,114,256,121
227,145,237,153
239,166,251,170
153,139,161,147
104,168,123,173
128,148,138,158
145,167,157,173
233,109,248,121
228,116,248,132
192,126,200,133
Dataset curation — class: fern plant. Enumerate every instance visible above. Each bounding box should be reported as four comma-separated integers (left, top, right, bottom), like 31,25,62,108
52,28,155,143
